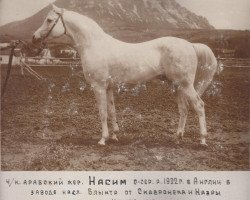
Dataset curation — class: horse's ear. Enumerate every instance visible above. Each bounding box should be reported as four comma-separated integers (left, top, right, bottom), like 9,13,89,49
51,4,63,14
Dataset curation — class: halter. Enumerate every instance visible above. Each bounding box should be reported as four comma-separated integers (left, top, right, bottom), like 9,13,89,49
42,10,67,40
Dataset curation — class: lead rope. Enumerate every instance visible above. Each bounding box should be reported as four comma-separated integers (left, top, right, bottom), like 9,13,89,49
1,40,45,102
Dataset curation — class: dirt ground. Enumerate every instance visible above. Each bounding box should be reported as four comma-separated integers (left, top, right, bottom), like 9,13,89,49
1,64,249,171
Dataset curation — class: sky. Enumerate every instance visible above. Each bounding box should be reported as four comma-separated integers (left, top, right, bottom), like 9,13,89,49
0,0,249,30
0,0,56,26
176,0,250,30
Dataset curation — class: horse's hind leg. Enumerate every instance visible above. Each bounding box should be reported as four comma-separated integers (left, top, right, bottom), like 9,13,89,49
93,84,109,145
176,90,188,141
107,87,119,141
181,84,208,145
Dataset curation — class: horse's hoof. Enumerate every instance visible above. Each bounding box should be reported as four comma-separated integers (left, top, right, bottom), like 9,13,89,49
111,134,118,141
200,138,208,146
98,139,106,146
175,133,183,144
200,141,208,146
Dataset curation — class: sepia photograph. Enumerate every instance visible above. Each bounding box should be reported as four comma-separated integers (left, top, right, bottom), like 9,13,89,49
1,0,249,174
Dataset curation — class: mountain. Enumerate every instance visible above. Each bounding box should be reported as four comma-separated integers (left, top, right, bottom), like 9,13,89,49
56,0,213,30
0,0,214,41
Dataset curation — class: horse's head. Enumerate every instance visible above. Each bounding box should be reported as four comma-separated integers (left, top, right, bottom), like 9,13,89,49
32,4,66,44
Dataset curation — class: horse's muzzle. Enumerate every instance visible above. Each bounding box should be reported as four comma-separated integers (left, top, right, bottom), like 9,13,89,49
32,35,42,44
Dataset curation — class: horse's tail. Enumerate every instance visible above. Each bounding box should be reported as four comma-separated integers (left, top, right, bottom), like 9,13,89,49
193,43,220,96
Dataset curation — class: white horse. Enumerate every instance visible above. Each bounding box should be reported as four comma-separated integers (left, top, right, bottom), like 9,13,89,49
33,4,219,146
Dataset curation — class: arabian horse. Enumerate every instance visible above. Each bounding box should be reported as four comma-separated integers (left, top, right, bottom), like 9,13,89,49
33,4,219,146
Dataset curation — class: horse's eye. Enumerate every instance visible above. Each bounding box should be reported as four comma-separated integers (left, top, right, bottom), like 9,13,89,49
47,19,53,23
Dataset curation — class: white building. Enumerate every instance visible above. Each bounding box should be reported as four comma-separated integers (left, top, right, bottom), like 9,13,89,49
60,49,77,58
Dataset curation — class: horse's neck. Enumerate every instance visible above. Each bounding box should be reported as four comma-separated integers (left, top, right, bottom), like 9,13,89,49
64,11,107,51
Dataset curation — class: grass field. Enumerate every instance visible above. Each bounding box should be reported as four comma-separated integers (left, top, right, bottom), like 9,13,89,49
1,64,249,170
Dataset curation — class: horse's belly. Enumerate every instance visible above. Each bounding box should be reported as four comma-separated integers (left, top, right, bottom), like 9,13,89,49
109,53,163,83
112,67,161,83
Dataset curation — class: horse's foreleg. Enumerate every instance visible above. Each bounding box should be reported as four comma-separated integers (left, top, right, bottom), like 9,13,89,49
107,87,119,141
176,90,189,141
93,85,109,145
183,85,208,145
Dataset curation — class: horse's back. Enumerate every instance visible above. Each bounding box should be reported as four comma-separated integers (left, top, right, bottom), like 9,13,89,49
110,36,197,83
